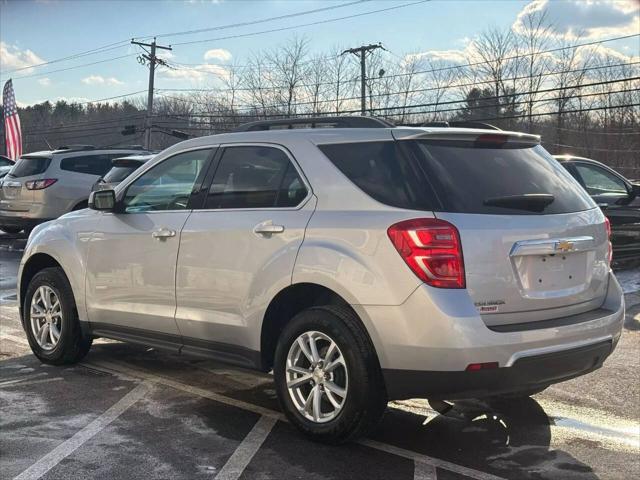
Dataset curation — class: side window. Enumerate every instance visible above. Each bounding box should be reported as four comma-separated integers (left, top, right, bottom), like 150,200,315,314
60,155,112,176
123,149,210,213
205,146,307,209
0,158,13,167
574,164,627,196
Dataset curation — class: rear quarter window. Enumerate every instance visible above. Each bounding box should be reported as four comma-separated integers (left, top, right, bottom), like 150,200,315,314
60,154,114,176
319,140,595,215
9,156,52,177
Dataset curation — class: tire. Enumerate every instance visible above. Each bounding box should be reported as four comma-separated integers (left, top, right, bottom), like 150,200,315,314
0,225,23,234
273,305,387,444
23,267,92,365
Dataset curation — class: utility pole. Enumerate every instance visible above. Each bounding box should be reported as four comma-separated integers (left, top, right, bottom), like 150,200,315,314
341,43,385,116
131,38,172,149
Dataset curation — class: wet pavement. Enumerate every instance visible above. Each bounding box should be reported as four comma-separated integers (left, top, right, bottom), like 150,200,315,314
1,232,639,480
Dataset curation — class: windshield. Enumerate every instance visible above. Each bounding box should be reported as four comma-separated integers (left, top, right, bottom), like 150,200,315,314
8,156,52,178
103,165,141,183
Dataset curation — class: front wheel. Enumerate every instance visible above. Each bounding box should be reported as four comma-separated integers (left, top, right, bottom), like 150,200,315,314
273,305,387,444
23,267,92,365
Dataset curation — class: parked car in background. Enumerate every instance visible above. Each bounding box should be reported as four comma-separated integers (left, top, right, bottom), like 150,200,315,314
92,153,156,192
18,117,624,443
0,154,15,179
556,155,640,267
0,145,148,234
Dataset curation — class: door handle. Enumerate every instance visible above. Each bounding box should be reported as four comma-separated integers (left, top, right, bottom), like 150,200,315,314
152,228,176,239
254,223,285,235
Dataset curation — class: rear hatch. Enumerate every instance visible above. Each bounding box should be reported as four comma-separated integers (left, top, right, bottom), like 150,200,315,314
0,155,52,212
391,129,608,326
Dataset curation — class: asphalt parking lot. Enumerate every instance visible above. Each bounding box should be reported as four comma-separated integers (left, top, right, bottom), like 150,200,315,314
1,232,639,480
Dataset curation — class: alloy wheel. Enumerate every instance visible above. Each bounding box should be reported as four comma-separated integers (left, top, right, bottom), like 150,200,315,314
286,330,348,423
30,285,63,351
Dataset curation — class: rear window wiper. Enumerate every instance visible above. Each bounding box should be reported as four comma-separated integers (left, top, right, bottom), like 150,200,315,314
483,194,555,212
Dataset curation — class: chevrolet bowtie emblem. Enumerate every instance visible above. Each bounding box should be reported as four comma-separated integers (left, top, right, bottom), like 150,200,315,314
555,240,575,252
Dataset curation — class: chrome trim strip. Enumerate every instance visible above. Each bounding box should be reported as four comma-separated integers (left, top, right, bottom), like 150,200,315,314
505,335,612,367
509,236,595,256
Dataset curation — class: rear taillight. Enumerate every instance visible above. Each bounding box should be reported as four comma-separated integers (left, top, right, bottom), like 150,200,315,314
604,217,612,265
387,218,465,289
25,179,57,190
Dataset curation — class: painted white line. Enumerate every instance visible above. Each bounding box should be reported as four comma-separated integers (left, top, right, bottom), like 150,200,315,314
215,416,276,480
13,381,151,480
414,460,438,480
361,440,505,480
86,360,506,480
0,373,47,386
87,360,285,421
0,333,30,347
0,377,63,389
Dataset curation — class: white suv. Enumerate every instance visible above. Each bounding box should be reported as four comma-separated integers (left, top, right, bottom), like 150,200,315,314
0,146,148,233
17,117,624,443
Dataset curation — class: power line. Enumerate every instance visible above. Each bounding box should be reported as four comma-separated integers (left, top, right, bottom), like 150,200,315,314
156,61,640,111
1,40,131,76
5,54,135,81
171,0,432,46
141,0,371,40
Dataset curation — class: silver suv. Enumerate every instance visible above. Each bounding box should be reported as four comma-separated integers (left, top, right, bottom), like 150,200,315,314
0,146,148,233
17,117,624,443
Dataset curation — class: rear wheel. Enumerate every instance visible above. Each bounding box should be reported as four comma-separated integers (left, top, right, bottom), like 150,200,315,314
274,305,386,444
0,226,22,234
23,267,92,365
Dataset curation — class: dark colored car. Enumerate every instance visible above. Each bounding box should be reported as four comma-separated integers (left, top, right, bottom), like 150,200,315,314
556,155,640,266
91,153,156,191
0,154,15,179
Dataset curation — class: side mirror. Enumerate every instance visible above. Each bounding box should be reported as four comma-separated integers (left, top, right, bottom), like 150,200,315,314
88,189,116,211
631,183,640,199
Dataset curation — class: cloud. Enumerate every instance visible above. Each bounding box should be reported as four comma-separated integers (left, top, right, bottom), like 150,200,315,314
513,0,640,40
37,77,51,86
203,48,232,62
404,49,467,65
0,42,46,73
159,63,230,82
81,75,124,86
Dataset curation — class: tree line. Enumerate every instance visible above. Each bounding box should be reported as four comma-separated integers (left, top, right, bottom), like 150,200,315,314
3,8,639,178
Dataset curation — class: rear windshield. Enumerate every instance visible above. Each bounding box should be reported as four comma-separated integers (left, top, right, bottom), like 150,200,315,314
319,140,594,215
103,165,140,183
8,156,52,178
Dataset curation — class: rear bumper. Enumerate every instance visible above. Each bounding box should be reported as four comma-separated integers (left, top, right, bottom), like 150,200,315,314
353,271,624,400
383,339,612,400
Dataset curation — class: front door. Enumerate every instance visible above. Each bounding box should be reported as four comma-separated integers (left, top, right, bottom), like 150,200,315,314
175,144,314,365
86,148,214,340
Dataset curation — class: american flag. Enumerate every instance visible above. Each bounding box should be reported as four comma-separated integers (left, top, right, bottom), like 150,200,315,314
3,79,22,160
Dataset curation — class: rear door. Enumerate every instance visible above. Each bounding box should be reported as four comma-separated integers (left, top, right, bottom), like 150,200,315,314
397,135,608,327
175,144,314,363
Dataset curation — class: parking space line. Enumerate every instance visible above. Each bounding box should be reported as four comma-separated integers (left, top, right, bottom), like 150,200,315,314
215,416,277,480
414,461,438,480
86,360,507,480
0,372,47,386
87,360,286,421
0,377,63,389
13,381,151,480
361,440,504,480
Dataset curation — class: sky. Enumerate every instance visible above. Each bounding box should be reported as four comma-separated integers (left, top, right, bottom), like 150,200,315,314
0,0,638,106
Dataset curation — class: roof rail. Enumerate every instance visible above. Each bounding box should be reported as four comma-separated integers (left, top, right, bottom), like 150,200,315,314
233,116,395,132
421,121,501,131
55,144,96,152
